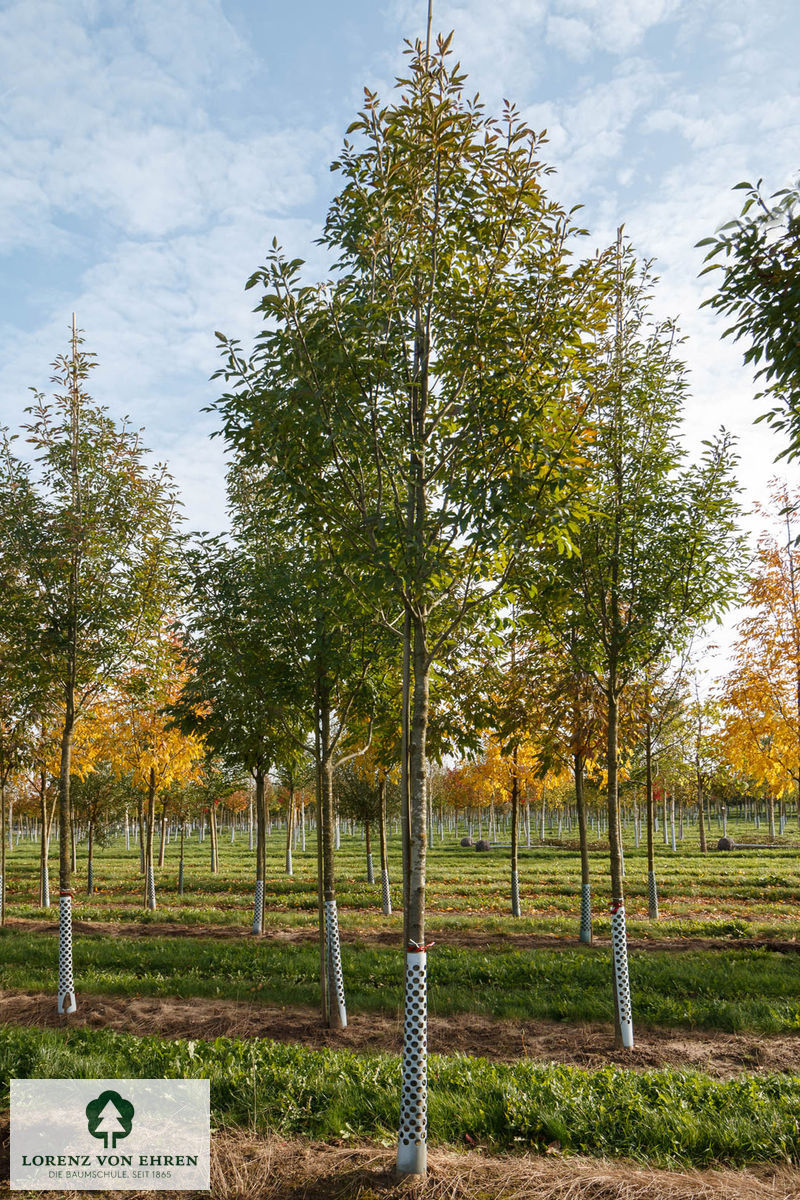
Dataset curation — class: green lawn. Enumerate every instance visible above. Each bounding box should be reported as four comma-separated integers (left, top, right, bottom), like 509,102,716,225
4,930,800,1032
1,1023,798,1168
3,816,800,941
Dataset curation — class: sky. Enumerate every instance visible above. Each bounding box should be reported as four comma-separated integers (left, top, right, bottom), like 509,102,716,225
0,0,798,614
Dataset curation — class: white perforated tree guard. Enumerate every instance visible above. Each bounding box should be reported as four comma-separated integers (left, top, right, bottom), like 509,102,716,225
381,868,392,916
57,891,76,1014
252,879,264,935
647,870,659,919
41,861,50,908
396,948,427,1175
579,883,592,943
178,860,184,895
511,869,520,917
146,864,156,910
324,899,347,1028
366,852,375,884
610,899,634,1048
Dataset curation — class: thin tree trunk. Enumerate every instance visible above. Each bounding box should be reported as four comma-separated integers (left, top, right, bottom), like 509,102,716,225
607,681,633,1049
397,611,429,1175
698,778,707,853
87,818,94,896
144,767,156,910
320,682,346,1030
178,818,185,896
285,786,294,875
158,801,168,868
645,723,658,919
40,775,53,908
57,700,77,1013
510,748,520,917
378,776,391,916
209,802,219,873
314,698,327,1020
253,768,266,935
137,795,145,874
575,750,591,943
365,818,374,884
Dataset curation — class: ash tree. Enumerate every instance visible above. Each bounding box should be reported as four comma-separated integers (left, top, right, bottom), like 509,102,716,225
212,34,611,1176
520,237,744,1048
179,473,382,1027
0,323,178,1013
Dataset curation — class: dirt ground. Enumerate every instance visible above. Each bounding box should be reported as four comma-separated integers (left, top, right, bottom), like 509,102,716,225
1,1127,799,1200
7,916,800,956
2,987,798,1078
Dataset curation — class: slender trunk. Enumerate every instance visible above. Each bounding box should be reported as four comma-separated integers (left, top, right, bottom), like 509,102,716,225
645,724,658,919
57,698,77,1013
697,775,707,853
87,818,94,896
378,777,391,916
209,803,219,873
510,748,520,918
179,819,185,897
320,680,346,1030
158,801,168,868
253,769,266,935
365,818,374,884
285,787,294,875
144,768,156,910
397,612,429,1174
40,776,52,908
137,795,145,874
574,751,591,943
607,681,633,1049
314,698,327,1020
400,609,412,949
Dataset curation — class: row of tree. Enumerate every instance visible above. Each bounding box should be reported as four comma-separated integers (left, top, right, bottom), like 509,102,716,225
1,20,796,1177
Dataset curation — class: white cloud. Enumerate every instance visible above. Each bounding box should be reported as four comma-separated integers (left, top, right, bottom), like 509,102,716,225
545,15,594,61
553,0,685,54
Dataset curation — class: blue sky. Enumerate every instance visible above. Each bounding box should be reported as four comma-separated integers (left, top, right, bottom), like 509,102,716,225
0,0,798,546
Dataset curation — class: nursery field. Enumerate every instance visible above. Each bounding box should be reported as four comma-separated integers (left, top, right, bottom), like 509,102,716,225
3,821,800,1197
4,814,800,937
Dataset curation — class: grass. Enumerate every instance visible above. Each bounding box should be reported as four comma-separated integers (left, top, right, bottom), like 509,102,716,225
1,1023,799,1169
4,930,800,1032
4,817,800,941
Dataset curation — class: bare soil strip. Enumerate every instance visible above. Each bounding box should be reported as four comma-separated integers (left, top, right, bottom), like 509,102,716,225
6,917,800,955
1,1127,797,1200
2,988,799,1077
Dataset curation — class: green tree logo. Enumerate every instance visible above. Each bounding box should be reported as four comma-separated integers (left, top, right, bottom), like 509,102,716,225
85,1090,135,1149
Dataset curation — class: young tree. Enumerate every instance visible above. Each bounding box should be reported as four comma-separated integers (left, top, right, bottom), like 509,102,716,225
213,35,611,1175
521,237,744,1048
0,324,178,1009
